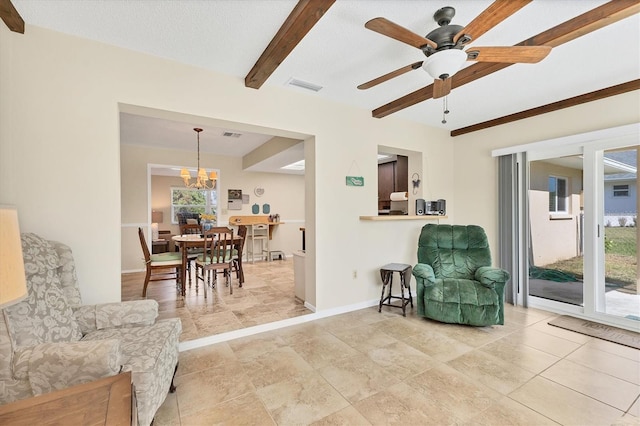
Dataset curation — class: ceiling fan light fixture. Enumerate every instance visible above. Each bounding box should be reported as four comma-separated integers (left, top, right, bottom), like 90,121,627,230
422,49,467,80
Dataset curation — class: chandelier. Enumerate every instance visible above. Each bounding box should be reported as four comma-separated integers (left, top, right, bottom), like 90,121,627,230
180,128,217,190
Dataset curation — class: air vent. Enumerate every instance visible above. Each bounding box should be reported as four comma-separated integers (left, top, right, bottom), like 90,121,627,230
286,78,323,92
222,131,242,138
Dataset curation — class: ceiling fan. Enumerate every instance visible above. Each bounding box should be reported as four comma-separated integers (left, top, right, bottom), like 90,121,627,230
358,0,551,99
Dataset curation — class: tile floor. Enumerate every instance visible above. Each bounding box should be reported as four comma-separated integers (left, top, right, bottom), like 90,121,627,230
122,259,312,342
123,262,640,425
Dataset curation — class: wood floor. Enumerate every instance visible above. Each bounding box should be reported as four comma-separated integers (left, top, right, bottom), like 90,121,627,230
121,259,311,342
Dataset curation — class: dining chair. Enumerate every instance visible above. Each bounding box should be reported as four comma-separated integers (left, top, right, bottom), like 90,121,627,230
179,223,203,287
138,227,183,297
232,225,248,285
195,227,236,294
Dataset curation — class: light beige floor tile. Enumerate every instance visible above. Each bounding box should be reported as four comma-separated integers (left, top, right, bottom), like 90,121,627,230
530,320,594,344
425,321,507,347
584,338,640,362
541,359,640,411
503,306,554,327
374,315,438,339
256,371,350,425
447,350,537,395
504,327,582,357
330,323,399,353
175,361,256,417
352,381,461,425
567,344,640,385
290,333,360,369
227,331,288,362
176,342,236,377
318,353,401,404
179,392,276,426
404,363,502,421
510,376,624,425
310,405,373,426
398,327,474,362
240,346,315,389
460,396,558,426
480,337,561,374
612,414,640,425
315,309,395,332
276,322,332,345
365,340,437,379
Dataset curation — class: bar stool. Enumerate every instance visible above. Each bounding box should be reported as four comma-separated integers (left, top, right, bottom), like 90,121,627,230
247,223,269,263
379,263,413,316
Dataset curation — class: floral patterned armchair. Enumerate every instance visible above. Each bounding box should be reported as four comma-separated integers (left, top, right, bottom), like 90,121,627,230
0,233,181,426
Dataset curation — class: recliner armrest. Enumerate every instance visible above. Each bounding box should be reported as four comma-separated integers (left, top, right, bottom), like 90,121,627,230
475,266,510,289
14,339,121,396
412,263,436,284
74,300,159,334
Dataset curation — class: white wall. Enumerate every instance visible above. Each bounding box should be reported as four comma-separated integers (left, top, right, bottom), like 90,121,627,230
0,25,453,308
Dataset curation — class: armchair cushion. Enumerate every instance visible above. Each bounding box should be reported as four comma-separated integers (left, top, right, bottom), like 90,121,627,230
412,263,436,283
475,266,510,289
13,339,121,395
74,300,159,334
5,234,82,349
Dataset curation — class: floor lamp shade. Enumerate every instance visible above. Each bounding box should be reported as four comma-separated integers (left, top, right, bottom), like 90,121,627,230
0,206,28,309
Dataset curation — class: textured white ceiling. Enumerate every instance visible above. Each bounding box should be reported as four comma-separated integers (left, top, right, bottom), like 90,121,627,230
12,0,640,170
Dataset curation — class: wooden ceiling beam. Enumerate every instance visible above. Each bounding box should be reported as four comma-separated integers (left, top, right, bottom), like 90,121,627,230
0,0,24,33
245,0,335,89
372,0,640,119
451,79,640,136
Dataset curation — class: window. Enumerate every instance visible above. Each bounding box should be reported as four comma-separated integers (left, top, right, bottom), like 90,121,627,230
548,176,568,213
613,184,629,197
171,188,217,224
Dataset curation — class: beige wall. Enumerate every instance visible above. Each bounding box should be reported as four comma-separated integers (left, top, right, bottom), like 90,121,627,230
1,25,638,307
122,144,305,271
0,25,454,308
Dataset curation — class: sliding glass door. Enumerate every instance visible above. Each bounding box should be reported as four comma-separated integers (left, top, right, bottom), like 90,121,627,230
597,146,638,320
528,152,585,306
526,141,639,328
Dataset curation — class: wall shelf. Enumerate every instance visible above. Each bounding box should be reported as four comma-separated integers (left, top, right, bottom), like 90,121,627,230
360,215,447,221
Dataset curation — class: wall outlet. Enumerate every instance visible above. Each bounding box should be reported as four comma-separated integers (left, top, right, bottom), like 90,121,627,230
352,270,357,279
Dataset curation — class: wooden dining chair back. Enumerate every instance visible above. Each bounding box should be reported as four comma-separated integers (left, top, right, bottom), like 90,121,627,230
233,225,248,285
178,223,205,287
195,227,236,294
138,227,183,297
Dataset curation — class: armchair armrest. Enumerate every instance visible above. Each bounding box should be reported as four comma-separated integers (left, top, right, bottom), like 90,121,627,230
475,266,510,289
14,339,121,396
74,300,159,334
412,263,436,284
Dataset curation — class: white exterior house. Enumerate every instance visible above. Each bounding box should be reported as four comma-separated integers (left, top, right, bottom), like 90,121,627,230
604,150,638,227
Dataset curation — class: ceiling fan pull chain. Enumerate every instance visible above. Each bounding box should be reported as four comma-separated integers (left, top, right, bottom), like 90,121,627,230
441,95,450,124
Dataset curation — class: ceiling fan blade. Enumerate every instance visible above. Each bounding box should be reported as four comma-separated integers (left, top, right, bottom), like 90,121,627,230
365,17,437,49
466,46,552,63
433,78,452,99
453,0,531,45
358,61,423,90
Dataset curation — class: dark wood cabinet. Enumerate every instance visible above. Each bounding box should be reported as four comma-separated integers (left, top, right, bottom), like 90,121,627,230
378,155,408,211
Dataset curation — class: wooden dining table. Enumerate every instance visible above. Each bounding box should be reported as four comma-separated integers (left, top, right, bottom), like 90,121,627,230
172,234,243,295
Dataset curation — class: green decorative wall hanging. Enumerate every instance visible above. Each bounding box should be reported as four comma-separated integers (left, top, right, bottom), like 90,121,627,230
346,176,364,186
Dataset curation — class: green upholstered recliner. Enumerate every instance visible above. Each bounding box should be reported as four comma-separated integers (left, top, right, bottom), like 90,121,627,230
412,224,509,326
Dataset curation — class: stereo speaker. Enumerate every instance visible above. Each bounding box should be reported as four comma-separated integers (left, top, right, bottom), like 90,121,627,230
416,199,425,215
437,199,446,215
